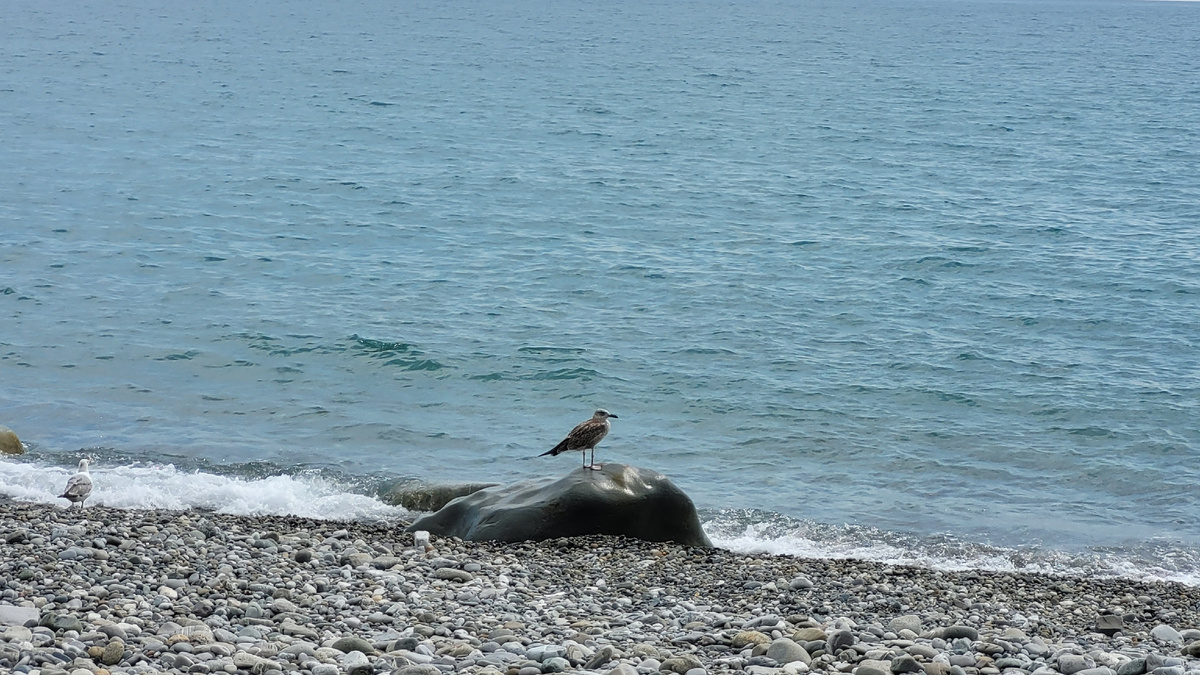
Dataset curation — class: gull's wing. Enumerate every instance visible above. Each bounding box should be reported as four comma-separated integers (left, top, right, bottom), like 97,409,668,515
60,473,92,500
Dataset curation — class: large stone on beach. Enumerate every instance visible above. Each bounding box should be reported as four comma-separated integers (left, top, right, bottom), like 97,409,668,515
331,636,376,654
939,626,979,641
766,639,811,665
0,425,21,455
827,629,856,653
1095,614,1125,637
857,660,893,675
1151,625,1183,644
662,655,705,673
233,652,276,671
101,638,125,665
39,611,84,633
1116,659,1147,675
920,663,952,675
793,628,827,642
888,615,922,635
406,464,712,547
1058,655,1095,675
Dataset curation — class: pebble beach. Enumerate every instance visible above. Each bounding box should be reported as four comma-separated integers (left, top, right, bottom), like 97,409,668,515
3,501,1200,675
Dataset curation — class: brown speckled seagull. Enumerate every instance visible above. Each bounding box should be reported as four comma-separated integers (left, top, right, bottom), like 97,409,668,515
540,409,617,470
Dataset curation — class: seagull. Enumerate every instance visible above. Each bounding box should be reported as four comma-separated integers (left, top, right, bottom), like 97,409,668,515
540,409,618,470
59,459,93,509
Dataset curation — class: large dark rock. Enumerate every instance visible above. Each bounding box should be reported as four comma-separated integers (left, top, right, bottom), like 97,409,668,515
407,464,711,547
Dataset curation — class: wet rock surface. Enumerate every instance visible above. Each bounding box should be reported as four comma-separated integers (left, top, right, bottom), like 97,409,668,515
408,464,712,547
0,425,22,455
381,483,500,513
1,501,1200,675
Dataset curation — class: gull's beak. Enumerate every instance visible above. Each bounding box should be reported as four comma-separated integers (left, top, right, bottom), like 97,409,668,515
609,414,618,419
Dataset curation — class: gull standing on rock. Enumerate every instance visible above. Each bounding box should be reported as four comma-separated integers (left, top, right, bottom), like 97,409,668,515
540,409,617,470
59,459,93,509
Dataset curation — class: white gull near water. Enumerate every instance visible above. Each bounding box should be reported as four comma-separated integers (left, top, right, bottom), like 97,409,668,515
58,458,92,509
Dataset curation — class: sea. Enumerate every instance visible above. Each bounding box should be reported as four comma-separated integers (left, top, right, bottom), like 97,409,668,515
2,0,1199,584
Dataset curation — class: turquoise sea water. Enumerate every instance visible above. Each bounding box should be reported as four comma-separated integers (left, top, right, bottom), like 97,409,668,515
3,0,1199,581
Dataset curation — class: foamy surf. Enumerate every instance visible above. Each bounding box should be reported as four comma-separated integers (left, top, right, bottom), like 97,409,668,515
3,459,1199,586
0,459,410,523
703,509,1200,587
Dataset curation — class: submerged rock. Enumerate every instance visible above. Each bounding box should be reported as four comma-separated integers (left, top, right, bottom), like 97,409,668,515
381,481,498,512
0,425,21,455
407,463,712,547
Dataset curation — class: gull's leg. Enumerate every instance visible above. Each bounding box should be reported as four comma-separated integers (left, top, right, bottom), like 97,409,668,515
588,447,602,470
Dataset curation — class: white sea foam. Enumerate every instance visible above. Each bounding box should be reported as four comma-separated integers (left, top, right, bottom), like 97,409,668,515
4,458,1198,586
0,460,408,522
706,519,1200,587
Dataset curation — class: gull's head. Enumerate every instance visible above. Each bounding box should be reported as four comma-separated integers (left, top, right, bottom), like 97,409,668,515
78,458,91,473
594,409,617,420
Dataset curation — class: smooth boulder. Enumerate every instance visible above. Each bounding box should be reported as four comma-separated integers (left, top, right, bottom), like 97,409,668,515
0,425,21,455
407,463,711,547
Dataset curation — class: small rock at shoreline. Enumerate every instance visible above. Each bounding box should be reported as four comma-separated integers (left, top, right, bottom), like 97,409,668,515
0,425,21,455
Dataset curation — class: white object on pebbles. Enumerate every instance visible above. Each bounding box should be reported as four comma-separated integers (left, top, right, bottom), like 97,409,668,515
413,529,433,552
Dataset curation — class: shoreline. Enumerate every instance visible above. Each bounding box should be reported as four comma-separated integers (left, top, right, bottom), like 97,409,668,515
4,457,1199,586
2,501,1200,675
